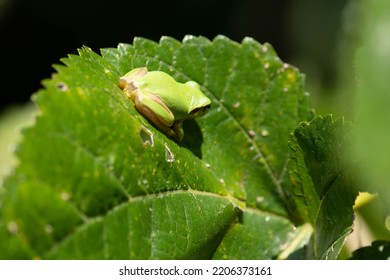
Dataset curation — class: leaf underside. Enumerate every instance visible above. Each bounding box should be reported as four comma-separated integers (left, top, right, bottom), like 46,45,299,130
0,35,316,259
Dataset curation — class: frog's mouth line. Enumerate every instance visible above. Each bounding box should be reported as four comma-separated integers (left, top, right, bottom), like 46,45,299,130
188,104,211,119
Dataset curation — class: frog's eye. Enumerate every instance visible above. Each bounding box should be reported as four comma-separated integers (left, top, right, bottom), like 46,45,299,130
186,81,201,90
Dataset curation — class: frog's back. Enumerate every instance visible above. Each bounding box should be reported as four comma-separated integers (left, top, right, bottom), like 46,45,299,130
140,71,196,117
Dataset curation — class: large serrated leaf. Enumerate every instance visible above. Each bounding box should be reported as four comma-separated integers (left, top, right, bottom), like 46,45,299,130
0,35,313,259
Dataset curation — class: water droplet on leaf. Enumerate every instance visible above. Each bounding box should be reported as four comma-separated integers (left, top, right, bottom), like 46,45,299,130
140,126,154,147
7,221,18,235
256,196,264,203
56,82,68,91
60,192,70,201
247,130,256,138
45,224,53,234
165,145,175,163
261,129,269,137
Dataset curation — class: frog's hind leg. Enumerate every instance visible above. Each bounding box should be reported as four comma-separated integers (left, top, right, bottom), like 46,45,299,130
134,95,176,138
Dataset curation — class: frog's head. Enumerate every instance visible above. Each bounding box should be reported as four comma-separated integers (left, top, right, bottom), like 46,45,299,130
185,81,211,118
118,67,149,97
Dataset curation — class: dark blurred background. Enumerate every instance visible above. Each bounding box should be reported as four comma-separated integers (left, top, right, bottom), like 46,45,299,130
0,0,350,113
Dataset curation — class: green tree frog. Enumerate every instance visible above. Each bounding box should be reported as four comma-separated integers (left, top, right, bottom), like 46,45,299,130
119,67,211,141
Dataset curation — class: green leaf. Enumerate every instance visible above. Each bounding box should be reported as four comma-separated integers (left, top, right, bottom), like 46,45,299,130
0,35,313,259
0,104,37,180
288,115,358,259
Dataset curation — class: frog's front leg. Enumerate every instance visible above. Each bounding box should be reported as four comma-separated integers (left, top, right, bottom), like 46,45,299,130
171,120,185,142
134,94,177,138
